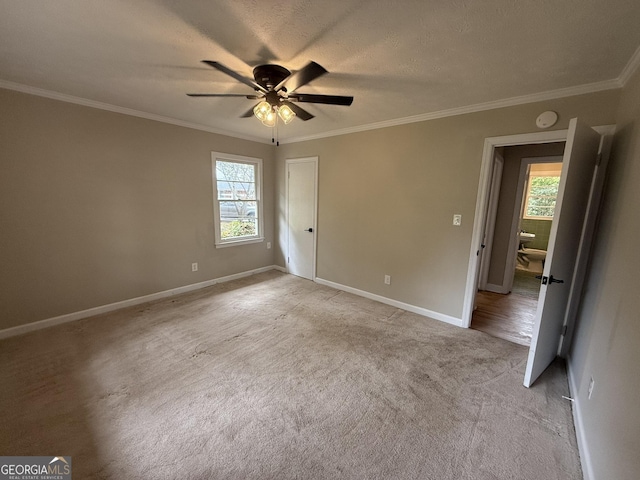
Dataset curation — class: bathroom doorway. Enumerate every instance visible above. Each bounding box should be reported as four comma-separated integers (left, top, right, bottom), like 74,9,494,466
513,160,563,298
471,145,565,346
464,120,612,386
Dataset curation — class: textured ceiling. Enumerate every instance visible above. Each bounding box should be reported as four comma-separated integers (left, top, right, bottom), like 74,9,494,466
1,0,640,143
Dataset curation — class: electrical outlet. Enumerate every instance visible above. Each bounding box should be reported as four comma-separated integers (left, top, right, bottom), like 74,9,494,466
453,214,462,226
588,377,595,399
384,275,391,285
267,242,271,249
191,262,198,272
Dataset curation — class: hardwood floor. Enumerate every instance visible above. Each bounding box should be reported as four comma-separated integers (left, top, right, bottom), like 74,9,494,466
471,290,538,346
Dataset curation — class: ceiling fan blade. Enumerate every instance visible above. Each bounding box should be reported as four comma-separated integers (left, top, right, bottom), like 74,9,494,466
202,60,267,93
240,105,257,118
276,61,327,93
282,101,314,121
187,93,258,98
288,93,354,106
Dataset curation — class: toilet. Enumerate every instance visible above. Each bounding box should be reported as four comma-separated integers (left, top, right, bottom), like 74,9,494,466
517,248,547,272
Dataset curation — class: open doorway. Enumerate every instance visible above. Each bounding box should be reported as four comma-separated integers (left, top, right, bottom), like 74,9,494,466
471,143,565,346
514,161,563,295
463,120,612,387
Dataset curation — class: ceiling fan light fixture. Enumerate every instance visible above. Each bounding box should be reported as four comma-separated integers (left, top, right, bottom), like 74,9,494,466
277,104,296,124
261,109,277,127
253,101,272,122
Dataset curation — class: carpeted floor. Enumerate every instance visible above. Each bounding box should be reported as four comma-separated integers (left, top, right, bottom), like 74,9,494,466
0,271,581,479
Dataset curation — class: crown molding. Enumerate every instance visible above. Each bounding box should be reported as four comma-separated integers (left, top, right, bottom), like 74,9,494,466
0,72,626,147
281,78,621,144
619,44,640,86
0,80,271,145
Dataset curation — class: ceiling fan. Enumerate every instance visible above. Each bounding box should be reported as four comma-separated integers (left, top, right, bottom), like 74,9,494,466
187,60,353,126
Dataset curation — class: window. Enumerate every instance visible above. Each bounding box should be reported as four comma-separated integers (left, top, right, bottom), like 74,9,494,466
211,152,263,247
523,163,562,220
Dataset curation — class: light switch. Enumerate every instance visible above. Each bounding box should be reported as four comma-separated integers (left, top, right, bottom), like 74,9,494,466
453,214,462,226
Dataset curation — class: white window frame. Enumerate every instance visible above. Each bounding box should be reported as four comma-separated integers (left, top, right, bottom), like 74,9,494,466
211,152,264,248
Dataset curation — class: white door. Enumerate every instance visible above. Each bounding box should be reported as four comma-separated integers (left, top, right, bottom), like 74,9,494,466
287,158,317,280
478,151,504,291
524,119,601,387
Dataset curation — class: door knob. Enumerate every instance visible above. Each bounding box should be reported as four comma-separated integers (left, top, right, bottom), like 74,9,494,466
537,275,564,285
305,228,313,233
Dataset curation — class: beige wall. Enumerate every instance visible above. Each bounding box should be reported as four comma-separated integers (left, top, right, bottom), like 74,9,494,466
0,88,275,330
486,143,565,287
275,90,619,319
568,68,640,479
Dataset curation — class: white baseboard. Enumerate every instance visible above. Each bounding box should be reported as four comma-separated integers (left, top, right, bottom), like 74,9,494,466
314,277,463,327
484,283,510,294
0,265,282,340
566,355,594,480
2,266,461,339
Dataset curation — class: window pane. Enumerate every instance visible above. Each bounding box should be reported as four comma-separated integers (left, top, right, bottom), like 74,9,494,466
213,155,262,244
528,196,556,207
219,201,257,220
529,185,559,196
525,175,560,218
217,180,256,200
220,218,258,239
216,161,255,182
529,176,559,193
527,205,555,217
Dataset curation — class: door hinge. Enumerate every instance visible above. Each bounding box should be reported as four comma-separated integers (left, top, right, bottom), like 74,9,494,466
287,256,290,263
562,325,568,336
596,153,602,166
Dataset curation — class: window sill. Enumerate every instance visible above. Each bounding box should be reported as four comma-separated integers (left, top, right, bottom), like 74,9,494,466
215,237,264,249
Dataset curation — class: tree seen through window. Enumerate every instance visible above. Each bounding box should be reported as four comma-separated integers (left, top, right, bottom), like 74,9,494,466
216,159,258,240
525,175,560,219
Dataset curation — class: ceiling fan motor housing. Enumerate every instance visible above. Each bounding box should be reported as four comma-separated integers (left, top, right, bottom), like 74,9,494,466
253,64,291,91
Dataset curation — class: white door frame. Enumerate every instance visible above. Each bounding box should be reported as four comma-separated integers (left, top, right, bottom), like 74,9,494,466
285,157,319,280
461,126,615,328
